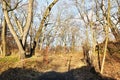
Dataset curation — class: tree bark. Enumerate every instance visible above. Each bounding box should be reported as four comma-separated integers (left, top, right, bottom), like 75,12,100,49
0,45,3,55
1,18,7,56
43,46,49,65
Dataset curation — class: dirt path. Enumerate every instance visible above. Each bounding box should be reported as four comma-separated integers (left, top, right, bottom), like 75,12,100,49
0,53,119,80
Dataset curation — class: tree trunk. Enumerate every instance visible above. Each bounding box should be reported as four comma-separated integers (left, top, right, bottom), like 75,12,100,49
100,0,110,74
43,45,49,64
2,0,25,59
0,45,3,55
72,35,75,52
34,0,59,53
100,34,108,74
1,19,7,56
22,0,34,47
2,0,34,59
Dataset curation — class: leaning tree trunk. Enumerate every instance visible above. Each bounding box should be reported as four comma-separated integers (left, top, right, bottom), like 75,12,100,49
34,0,59,55
2,0,25,59
100,0,110,74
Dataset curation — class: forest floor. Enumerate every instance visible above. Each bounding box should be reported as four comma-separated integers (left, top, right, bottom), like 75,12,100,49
0,51,120,80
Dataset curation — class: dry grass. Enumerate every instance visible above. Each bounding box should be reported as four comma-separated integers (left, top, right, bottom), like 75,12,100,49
0,51,119,80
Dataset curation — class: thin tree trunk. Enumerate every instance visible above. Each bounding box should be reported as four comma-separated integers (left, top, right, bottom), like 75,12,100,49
0,45,3,55
100,33,108,73
100,0,110,74
43,45,49,64
97,44,101,71
1,19,7,56
72,35,75,52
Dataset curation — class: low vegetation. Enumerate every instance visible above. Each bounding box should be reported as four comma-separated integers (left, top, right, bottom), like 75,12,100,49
0,50,120,80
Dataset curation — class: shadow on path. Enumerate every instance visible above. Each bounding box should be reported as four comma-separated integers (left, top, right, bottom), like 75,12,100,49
0,66,116,80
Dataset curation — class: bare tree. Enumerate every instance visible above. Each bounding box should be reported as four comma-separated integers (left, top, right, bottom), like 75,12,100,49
34,0,59,55
1,0,34,59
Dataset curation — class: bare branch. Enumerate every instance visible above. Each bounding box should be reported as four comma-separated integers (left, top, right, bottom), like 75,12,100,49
35,0,59,43
8,0,22,12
